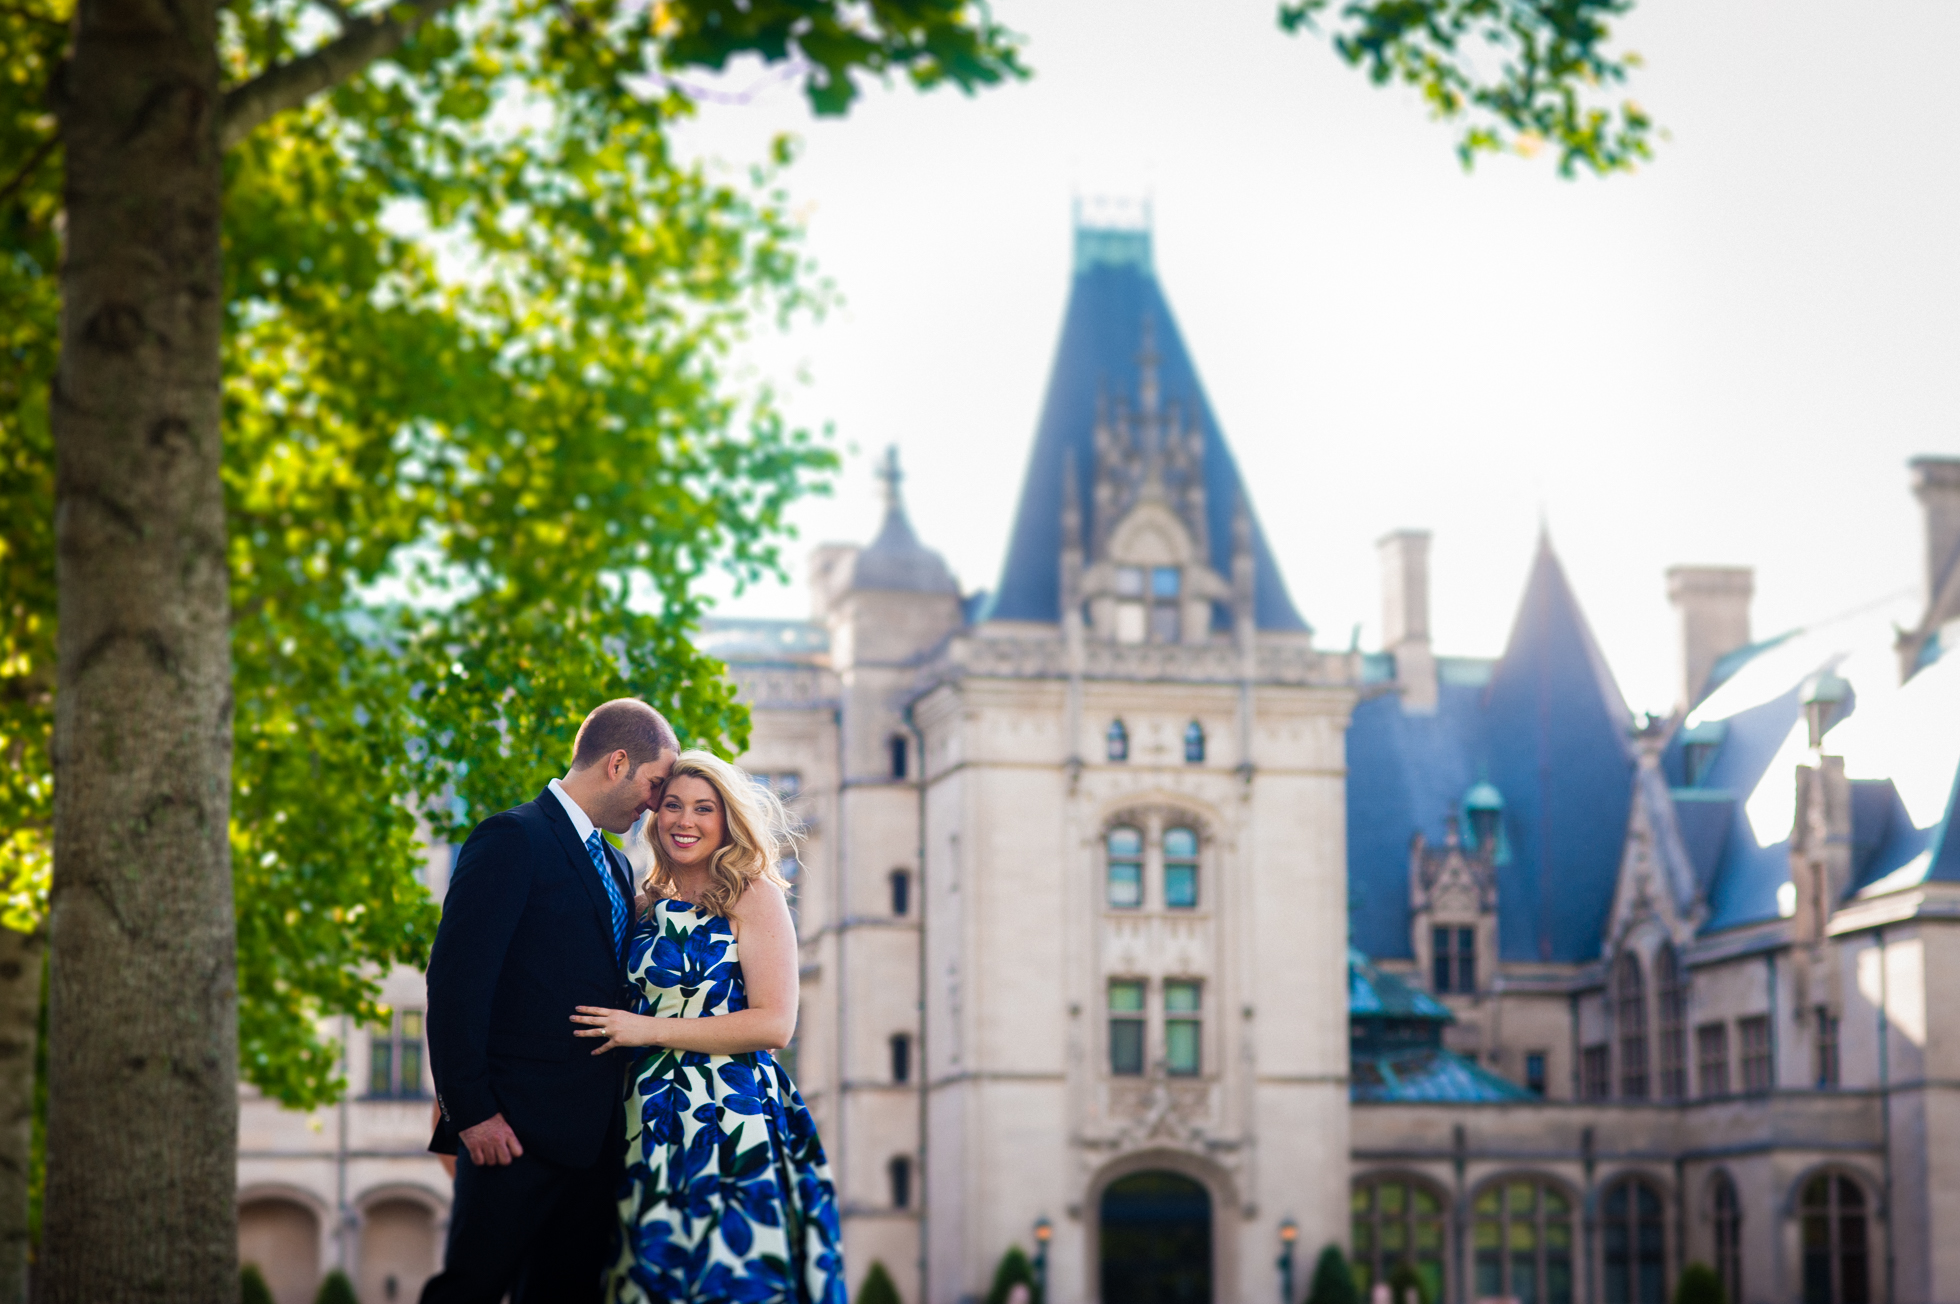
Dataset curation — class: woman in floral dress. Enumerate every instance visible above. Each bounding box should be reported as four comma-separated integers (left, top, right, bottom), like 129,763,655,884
571,751,845,1304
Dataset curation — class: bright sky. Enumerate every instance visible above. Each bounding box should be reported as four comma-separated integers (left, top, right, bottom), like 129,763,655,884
673,0,1960,717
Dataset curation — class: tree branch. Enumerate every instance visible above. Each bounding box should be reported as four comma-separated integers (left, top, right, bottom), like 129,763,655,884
0,134,57,208
218,0,464,151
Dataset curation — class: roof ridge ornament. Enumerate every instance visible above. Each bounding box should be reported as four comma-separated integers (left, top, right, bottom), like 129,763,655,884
876,443,905,517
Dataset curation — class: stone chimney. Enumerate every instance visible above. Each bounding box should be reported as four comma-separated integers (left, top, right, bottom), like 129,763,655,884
1895,457,1960,680
1378,530,1436,712
1912,457,1960,610
1665,566,1753,712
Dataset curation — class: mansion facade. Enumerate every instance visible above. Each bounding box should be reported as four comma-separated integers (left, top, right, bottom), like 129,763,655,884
234,222,1960,1304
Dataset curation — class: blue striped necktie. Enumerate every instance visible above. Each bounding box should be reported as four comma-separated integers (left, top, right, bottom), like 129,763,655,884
585,830,629,954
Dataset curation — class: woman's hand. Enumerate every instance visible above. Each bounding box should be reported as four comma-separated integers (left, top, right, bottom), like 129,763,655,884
570,1006,665,1055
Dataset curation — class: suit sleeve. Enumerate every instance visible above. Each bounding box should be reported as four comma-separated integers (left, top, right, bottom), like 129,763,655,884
426,812,531,1134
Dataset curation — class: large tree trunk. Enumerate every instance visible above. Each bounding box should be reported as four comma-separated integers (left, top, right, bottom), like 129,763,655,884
0,929,42,1304
44,0,238,1297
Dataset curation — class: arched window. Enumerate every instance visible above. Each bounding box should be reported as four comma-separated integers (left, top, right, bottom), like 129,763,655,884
1183,720,1206,764
1602,1177,1666,1304
1616,952,1650,1099
1473,1178,1574,1304
889,1033,911,1084
1352,1176,1447,1304
1163,826,1199,909
888,1155,912,1209
1107,719,1129,762
1711,1171,1742,1304
1106,827,1144,909
1656,945,1687,1100
1801,1173,1870,1304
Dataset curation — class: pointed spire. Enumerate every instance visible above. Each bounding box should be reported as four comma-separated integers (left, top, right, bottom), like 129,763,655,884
1060,451,1082,553
877,444,905,517
1137,314,1161,418
1493,528,1631,737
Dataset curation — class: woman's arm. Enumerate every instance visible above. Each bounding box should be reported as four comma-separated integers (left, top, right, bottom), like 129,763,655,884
571,879,800,1057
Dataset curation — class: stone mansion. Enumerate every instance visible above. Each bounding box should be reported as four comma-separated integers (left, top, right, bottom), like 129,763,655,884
235,222,1960,1304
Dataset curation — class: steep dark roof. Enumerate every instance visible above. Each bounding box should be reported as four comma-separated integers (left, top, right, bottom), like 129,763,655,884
1346,534,1636,964
986,227,1307,631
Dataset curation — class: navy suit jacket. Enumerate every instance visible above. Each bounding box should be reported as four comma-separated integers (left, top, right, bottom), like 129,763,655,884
425,786,636,1169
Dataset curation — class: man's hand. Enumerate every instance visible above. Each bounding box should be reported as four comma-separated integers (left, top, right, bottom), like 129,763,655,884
458,1112,523,1167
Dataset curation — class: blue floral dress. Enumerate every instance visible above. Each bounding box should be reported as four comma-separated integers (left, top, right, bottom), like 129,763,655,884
605,898,846,1304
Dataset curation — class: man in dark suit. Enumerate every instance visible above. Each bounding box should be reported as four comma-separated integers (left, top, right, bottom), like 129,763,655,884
420,698,679,1304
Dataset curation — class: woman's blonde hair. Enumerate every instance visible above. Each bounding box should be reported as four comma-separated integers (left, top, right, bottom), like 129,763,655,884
631,750,796,917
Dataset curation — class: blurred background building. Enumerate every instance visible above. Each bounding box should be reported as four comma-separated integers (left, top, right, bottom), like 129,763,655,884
236,219,1960,1304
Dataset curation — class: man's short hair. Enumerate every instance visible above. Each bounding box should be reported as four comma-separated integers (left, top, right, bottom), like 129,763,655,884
571,699,679,772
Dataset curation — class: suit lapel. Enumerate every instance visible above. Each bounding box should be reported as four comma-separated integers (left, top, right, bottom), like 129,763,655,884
534,787,626,978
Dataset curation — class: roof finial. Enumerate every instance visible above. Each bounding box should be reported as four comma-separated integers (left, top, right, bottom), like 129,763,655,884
1137,314,1161,417
877,445,905,516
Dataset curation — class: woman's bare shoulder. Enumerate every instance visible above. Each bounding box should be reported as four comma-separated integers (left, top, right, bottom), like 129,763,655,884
729,875,788,919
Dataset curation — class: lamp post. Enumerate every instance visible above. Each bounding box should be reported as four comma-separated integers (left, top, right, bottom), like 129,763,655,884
1277,1219,1300,1304
1033,1216,1053,1302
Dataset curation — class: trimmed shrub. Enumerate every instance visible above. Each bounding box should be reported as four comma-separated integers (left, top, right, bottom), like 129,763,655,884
985,1245,1041,1304
1675,1262,1729,1304
313,1269,358,1304
857,1259,903,1304
1306,1244,1361,1304
240,1264,275,1304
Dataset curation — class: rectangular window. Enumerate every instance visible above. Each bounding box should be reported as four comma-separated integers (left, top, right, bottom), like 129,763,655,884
1581,1044,1611,1101
1697,1022,1730,1098
367,1008,426,1099
1163,827,1199,909
1525,1052,1548,1098
1109,981,1145,1076
1739,1015,1773,1093
1149,568,1182,643
1107,827,1143,909
1165,980,1201,1076
890,869,911,917
1432,926,1475,994
1816,1007,1840,1089
1115,567,1147,644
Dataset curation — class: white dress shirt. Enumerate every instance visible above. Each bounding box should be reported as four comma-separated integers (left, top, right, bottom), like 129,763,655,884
547,777,599,846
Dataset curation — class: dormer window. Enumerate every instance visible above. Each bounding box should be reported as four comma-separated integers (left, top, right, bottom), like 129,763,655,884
1679,720,1727,786
1150,567,1181,643
1115,567,1147,643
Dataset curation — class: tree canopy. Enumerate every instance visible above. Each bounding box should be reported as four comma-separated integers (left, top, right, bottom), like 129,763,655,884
1,0,1646,1114
1282,0,1651,175
2,0,1031,1108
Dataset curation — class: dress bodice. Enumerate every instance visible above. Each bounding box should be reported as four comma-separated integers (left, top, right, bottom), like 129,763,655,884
626,897,748,1020
608,895,846,1303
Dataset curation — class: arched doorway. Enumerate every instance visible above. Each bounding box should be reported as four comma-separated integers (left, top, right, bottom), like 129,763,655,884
238,1196,321,1304
1100,1170,1211,1304
358,1198,441,1303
